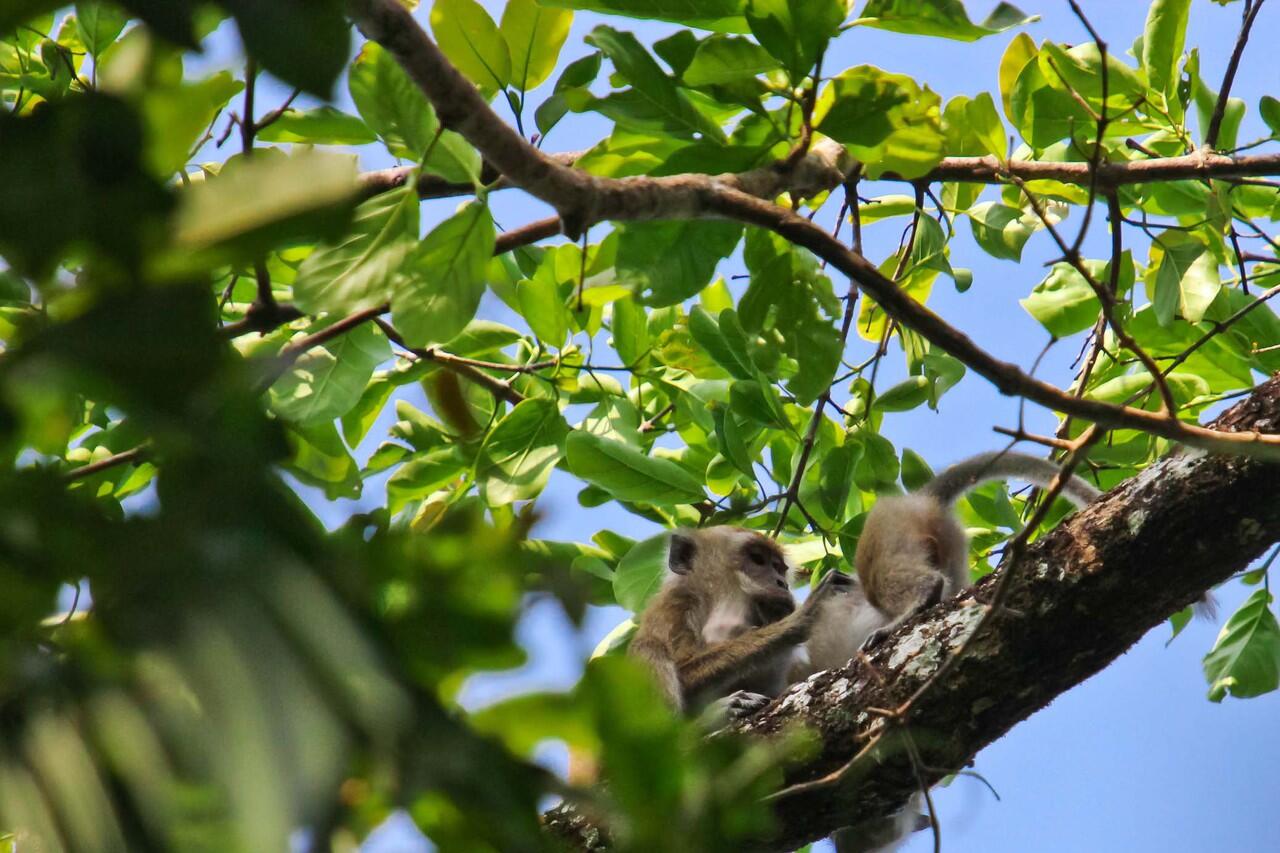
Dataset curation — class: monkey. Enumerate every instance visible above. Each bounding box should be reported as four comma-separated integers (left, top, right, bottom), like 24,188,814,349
852,450,1101,651
628,525,853,719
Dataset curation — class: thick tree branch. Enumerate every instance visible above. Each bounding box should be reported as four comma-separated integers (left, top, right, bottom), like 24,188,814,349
545,377,1280,851
345,0,1280,459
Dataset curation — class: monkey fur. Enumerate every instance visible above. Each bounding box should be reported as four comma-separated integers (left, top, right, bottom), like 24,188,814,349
628,526,852,717
853,450,1101,651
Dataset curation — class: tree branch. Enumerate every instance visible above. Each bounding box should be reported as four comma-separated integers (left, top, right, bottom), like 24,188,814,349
344,0,1280,459
545,377,1280,851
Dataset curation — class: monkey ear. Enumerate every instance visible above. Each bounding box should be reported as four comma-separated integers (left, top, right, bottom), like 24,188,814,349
668,532,696,574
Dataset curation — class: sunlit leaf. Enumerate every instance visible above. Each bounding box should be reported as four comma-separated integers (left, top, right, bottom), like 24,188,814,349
1204,590,1280,702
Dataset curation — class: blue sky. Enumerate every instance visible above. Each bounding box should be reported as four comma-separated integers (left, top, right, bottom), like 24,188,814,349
198,2,1280,851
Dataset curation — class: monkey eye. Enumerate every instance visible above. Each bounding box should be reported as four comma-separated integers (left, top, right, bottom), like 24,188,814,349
747,547,768,565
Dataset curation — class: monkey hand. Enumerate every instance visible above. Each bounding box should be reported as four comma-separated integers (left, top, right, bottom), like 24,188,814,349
697,690,773,729
860,624,895,652
794,570,854,628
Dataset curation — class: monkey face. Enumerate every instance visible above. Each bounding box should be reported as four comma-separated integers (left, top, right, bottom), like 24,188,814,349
738,536,795,620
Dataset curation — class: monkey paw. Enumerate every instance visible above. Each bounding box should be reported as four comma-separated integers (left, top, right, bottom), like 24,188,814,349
723,690,772,719
860,626,893,652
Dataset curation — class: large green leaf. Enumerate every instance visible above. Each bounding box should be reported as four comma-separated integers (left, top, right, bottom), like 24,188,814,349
430,0,511,93
269,319,391,426
539,0,749,33
682,34,781,86
815,66,945,178
517,260,569,349
292,187,419,315
565,431,706,505
393,202,496,346
585,26,727,141
386,445,469,515
1204,590,1280,702
75,2,128,56
349,41,480,181
500,0,573,92
745,0,845,78
142,71,244,177
476,399,571,505
1142,0,1192,108
854,0,1036,41
1020,262,1101,337
256,107,377,146
1150,231,1221,327
0,94,171,277
219,0,348,97
617,220,743,306
968,201,1036,262
612,532,671,613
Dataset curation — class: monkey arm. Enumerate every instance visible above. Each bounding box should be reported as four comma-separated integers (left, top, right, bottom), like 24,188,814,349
675,618,804,701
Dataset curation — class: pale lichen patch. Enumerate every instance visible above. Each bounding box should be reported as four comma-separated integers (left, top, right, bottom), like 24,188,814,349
1126,509,1148,536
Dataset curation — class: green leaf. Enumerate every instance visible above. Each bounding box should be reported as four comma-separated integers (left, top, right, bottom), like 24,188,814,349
1204,589,1280,702
855,0,1037,41
875,376,931,412
0,94,171,278
142,71,244,177
617,220,743,306
1261,95,1280,137
535,51,602,135
269,320,392,426
1150,232,1221,326
815,65,945,179
170,148,358,267
818,443,858,521
75,2,128,56
613,532,671,612
565,431,707,506
998,31,1037,122
688,307,754,380
965,92,1006,159
500,0,573,92
745,0,845,78
475,399,571,505
256,107,377,146
538,0,749,33
968,202,1036,262
1142,0,1192,106
786,307,841,406
349,41,480,181
1039,42,1145,110
1020,262,1101,337
517,262,569,349
219,0,348,97
1008,51,1091,148
292,187,419,315
285,421,362,500
585,25,726,141
431,0,511,93
900,448,933,490
393,202,497,346
386,445,469,515
612,296,651,368
683,34,781,86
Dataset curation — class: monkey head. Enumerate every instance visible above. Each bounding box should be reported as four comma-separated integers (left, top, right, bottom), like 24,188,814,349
668,527,795,622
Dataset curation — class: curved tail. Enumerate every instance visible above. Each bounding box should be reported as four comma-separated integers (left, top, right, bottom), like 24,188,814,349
922,451,1101,507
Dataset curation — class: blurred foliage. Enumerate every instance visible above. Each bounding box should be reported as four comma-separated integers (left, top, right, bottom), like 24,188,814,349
0,0,1278,849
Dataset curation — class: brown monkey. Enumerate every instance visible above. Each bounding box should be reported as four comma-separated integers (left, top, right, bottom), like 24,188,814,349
629,526,853,718
855,451,1101,650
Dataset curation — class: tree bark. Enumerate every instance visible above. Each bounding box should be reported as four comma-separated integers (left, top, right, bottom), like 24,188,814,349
544,376,1280,851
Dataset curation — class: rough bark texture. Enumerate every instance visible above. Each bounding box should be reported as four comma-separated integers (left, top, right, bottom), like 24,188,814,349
544,377,1280,851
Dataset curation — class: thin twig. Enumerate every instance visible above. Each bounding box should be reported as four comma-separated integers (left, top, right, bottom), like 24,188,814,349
1206,0,1267,150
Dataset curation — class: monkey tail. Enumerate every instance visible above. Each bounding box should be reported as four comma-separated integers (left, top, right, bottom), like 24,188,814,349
921,451,1101,508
